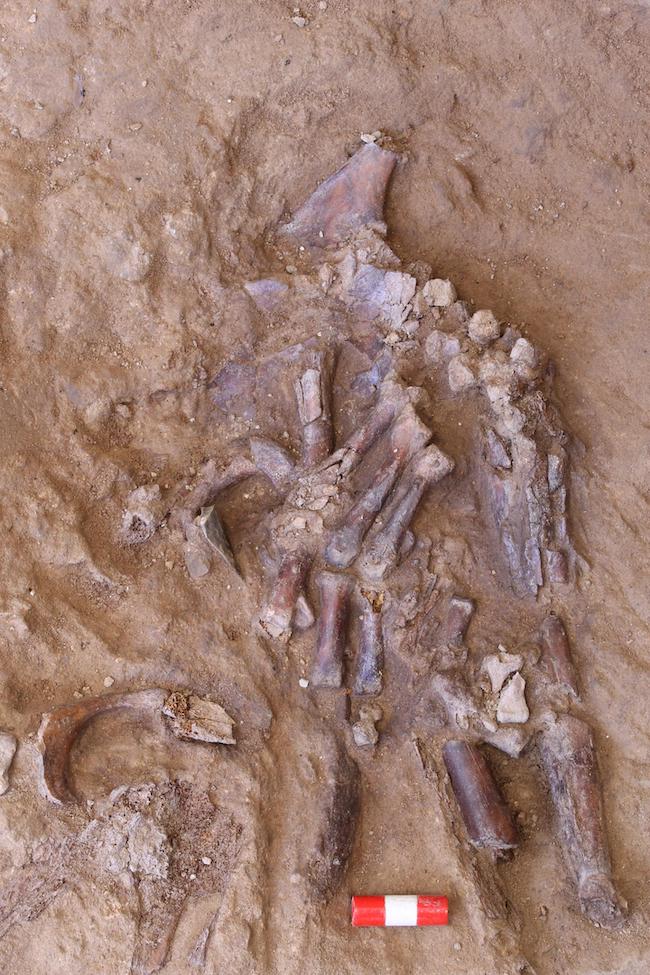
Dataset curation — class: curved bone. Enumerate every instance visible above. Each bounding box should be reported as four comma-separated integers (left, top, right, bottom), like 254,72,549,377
325,406,431,568
38,689,167,804
311,572,352,688
280,143,398,251
538,715,625,928
249,436,296,491
357,444,454,582
443,740,518,852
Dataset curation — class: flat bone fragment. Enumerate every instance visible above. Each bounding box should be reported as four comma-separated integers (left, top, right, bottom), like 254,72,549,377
440,595,475,647
325,406,431,568
280,142,398,251
538,715,625,928
496,673,529,724
311,572,352,688
443,740,518,851
353,592,384,695
249,436,296,491
37,689,167,803
259,551,309,642
0,733,17,795
162,693,235,744
357,444,454,582
196,505,240,576
482,648,524,694
540,614,579,695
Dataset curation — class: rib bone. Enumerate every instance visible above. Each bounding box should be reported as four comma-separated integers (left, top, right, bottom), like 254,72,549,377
443,740,518,852
354,591,384,696
311,572,352,688
325,406,431,568
357,444,454,582
538,715,625,928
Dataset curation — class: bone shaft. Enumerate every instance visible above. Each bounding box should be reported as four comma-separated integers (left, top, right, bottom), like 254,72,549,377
296,359,333,466
354,599,384,695
359,475,428,581
311,573,351,687
538,715,623,926
442,740,518,851
337,399,397,477
260,552,309,641
325,456,401,568
540,614,579,695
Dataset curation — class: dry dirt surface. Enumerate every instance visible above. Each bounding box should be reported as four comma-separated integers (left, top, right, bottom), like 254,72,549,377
0,2,649,974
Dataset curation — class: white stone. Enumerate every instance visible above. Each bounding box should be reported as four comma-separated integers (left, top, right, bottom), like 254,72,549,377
497,673,529,724
468,309,500,345
482,648,524,693
448,354,476,393
298,678,309,688
422,278,457,307
0,733,16,795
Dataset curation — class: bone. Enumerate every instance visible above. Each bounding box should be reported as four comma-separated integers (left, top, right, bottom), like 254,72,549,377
496,673,529,724
307,745,359,901
162,693,235,744
440,595,475,646
353,591,384,696
540,614,580,696
351,704,382,747
280,142,398,251
259,551,310,642
311,572,352,688
249,436,296,491
357,444,454,582
295,355,334,466
0,733,17,795
482,647,524,694
325,406,431,568
442,740,518,852
37,689,167,803
538,715,625,928
172,455,257,532
195,505,240,576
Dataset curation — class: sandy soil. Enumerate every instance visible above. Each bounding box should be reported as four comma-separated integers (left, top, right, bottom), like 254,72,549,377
0,2,649,973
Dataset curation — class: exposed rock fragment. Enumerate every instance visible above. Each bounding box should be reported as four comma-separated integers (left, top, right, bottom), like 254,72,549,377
468,309,500,345
162,693,236,745
0,733,17,795
448,353,476,392
422,278,457,307
351,705,382,747
496,672,529,724
121,485,163,544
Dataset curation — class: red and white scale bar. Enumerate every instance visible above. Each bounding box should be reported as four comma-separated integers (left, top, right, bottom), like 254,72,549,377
351,895,449,927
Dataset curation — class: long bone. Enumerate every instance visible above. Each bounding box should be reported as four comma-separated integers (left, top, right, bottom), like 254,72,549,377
353,590,384,696
440,595,475,647
259,550,310,642
311,571,353,688
443,740,518,852
538,715,625,928
539,613,579,696
324,406,431,569
357,444,454,582
295,352,334,466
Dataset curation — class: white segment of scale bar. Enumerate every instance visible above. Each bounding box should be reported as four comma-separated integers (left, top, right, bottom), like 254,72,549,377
384,895,419,926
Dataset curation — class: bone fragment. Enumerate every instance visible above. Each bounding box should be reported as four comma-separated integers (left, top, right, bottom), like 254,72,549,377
539,614,579,696
441,595,475,646
496,673,529,724
172,456,257,532
353,591,384,695
325,406,431,568
545,548,570,583
443,740,518,852
357,445,454,582
196,505,240,576
249,436,296,491
259,551,309,642
162,693,235,745
538,715,625,928
311,572,352,688
295,356,333,466
307,745,359,901
482,648,524,694
351,705,382,747
37,689,167,803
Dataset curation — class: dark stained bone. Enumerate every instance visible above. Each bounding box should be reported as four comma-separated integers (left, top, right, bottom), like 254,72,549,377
307,745,359,901
196,505,240,576
540,614,579,696
280,143,398,251
440,595,475,647
357,444,454,582
38,689,167,804
295,353,334,466
545,548,569,584
311,572,352,688
353,590,384,696
443,740,518,852
319,379,403,483
538,715,625,928
172,455,257,532
249,436,296,491
259,551,310,642
324,406,431,568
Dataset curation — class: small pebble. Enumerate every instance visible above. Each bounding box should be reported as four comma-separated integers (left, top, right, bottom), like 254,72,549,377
298,678,309,688
291,15,307,27
201,856,212,865
453,942,462,951
28,12,37,23
103,676,115,688
468,309,500,345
